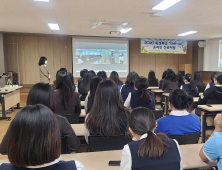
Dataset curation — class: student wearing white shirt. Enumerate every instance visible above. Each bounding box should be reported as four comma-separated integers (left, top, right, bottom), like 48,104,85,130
120,107,183,170
0,104,85,170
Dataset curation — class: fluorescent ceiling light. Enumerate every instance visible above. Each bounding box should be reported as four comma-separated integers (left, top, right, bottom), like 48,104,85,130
33,0,49,2
152,0,181,10
48,23,60,30
177,31,198,36
120,28,132,34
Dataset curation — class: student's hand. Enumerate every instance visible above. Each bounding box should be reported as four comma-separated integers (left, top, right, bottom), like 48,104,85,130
214,114,222,132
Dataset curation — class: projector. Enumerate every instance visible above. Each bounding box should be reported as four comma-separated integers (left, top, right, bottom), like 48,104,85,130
110,31,122,35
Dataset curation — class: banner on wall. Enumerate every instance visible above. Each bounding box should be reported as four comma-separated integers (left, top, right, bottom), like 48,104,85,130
141,38,187,54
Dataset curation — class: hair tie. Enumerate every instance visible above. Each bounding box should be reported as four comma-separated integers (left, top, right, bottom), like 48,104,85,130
146,130,152,134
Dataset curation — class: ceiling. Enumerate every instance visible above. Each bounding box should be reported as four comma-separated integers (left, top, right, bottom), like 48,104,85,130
0,0,222,40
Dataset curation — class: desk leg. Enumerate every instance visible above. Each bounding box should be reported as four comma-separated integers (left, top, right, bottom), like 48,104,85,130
202,112,206,143
0,94,11,120
164,96,169,115
14,103,21,109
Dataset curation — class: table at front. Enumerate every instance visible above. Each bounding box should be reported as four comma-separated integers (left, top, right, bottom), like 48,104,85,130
0,86,23,120
198,104,222,143
0,144,216,169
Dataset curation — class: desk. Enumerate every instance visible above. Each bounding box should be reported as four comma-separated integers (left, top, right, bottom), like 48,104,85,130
151,89,164,93
71,124,84,136
0,86,23,120
198,104,222,142
0,144,216,169
80,109,86,117
148,86,159,90
81,101,85,107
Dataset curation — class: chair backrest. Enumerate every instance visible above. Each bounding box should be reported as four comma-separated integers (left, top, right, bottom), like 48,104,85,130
61,136,68,154
167,132,201,145
188,93,199,97
152,110,164,120
88,135,132,152
206,91,222,104
62,114,79,124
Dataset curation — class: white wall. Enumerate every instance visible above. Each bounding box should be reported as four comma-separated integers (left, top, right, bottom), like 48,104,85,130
203,38,221,71
0,33,5,87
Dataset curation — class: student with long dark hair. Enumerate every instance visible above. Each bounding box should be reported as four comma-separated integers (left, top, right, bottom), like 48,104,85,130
67,72,76,91
101,71,107,79
120,107,182,170
89,70,96,77
0,83,80,154
84,79,128,143
181,73,198,93
85,76,102,114
120,71,139,102
55,71,81,115
205,71,218,91
148,70,158,86
159,70,167,89
178,70,185,77
110,71,123,90
0,104,85,170
39,56,50,84
155,89,201,135
194,71,205,92
177,73,185,88
162,69,178,93
76,69,88,92
78,72,94,101
124,76,155,110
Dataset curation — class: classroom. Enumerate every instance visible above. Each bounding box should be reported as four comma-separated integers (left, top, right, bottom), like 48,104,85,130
0,0,222,170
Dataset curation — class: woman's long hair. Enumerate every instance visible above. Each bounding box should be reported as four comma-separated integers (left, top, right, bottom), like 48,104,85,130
193,71,205,92
125,71,139,86
110,71,123,86
87,76,102,113
79,72,94,95
128,107,168,159
86,79,128,136
135,76,152,104
184,73,196,91
148,70,158,85
55,71,73,110
165,69,177,82
162,70,167,79
177,73,185,88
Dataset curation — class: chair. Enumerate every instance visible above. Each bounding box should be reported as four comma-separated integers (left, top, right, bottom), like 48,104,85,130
62,114,79,124
167,132,201,145
61,136,68,154
152,110,164,120
88,135,132,152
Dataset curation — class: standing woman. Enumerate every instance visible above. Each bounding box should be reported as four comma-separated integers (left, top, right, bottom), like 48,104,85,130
39,56,50,84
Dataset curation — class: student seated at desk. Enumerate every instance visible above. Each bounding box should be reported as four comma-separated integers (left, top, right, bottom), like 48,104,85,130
199,113,222,169
148,70,158,87
0,104,85,170
155,89,201,135
124,76,155,110
120,107,182,170
54,71,81,115
199,72,222,105
0,83,80,154
85,76,102,114
194,71,205,92
181,73,198,93
159,70,167,89
110,71,123,90
84,79,129,143
120,71,139,102
162,69,178,93
177,73,185,88
205,71,218,91
76,69,88,92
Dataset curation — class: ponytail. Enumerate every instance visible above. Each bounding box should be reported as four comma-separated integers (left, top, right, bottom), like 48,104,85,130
141,89,152,104
138,131,168,159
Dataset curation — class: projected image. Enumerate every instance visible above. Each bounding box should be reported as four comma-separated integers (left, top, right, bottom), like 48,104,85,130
219,40,222,68
76,42,127,64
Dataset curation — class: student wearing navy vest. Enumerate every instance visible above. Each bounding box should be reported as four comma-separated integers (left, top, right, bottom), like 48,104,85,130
120,71,139,102
84,79,129,143
124,76,155,110
205,71,218,91
155,89,201,135
181,73,198,93
0,104,85,170
120,107,182,170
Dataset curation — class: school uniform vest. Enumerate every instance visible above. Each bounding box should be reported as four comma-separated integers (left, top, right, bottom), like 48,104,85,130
182,84,198,93
0,161,77,170
130,90,155,110
121,85,135,101
128,138,181,170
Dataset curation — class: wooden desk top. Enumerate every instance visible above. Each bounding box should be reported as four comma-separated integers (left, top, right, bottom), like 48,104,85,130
162,93,199,103
151,89,164,93
0,86,23,94
148,86,159,90
80,109,86,117
198,104,222,112
0,144,216,169
71,124,84,136
80,101,85,107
